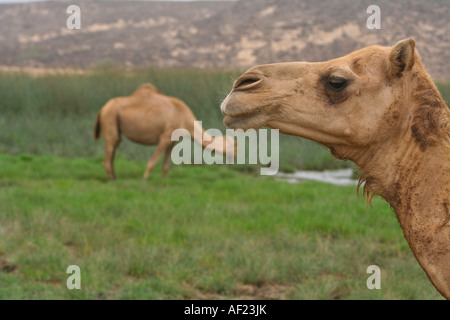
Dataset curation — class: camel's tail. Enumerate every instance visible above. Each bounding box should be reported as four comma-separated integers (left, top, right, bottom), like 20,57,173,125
94,111,101,140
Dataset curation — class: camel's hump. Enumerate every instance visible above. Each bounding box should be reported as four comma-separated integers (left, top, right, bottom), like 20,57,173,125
132,83,159,96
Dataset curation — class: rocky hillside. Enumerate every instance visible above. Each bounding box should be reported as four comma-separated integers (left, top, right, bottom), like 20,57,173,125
0,0,448,79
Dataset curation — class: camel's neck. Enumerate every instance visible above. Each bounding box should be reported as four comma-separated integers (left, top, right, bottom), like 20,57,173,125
353,69,449,205
189,120,218,150
353,97,450,298
176,99,234,156
377,138,450,224
383,142,450,298
190,120,211,149
188,119,233,156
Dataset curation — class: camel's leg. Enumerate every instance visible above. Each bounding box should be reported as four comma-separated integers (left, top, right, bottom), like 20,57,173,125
102,126,121,180
103,138,120,180
143,138,171,180
162,143,175,179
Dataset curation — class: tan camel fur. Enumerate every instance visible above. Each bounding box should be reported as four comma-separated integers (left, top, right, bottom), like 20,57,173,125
95,83,236,180
221,39,450,299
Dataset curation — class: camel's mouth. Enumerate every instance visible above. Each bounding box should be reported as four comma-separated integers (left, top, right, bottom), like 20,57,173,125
223,110,266,130
223,114,248,129
221,98,264,118
223,108,258,118
221,90,267,130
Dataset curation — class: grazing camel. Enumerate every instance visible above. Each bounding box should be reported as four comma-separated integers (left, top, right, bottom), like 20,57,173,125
95,83,236,180
221,39,450,299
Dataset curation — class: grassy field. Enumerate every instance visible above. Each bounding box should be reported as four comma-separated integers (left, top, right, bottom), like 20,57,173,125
0,154,443,299
0,69,448,300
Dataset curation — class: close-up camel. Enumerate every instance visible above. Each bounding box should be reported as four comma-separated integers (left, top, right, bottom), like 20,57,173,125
94,83,236,180
221,39,450,299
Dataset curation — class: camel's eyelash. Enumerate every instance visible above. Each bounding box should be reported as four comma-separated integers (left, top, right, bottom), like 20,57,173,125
326,77,349,91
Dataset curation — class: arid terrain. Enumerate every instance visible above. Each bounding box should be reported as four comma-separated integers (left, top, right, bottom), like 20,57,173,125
0,0,449,79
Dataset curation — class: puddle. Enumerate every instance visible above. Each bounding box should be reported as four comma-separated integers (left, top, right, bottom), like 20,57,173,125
275,168,359,186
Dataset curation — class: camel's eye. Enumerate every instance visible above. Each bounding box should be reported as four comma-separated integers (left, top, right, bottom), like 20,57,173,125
327,77,348,91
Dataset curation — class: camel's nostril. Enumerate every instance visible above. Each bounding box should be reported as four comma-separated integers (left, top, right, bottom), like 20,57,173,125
234,76,262,90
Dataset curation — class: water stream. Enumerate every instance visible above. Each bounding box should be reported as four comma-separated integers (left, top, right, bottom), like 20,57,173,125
275,168,359,186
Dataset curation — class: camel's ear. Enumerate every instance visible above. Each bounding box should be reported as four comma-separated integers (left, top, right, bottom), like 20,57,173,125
388,38,415,79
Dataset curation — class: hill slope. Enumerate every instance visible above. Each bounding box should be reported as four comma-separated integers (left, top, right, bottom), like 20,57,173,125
0,0,448,79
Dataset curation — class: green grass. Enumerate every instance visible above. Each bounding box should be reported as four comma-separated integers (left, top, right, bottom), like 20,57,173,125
0,70,448,299
437,81,450,107
0,154,443,299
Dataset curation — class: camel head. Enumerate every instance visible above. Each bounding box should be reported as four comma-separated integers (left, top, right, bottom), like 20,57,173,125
221,39,425,163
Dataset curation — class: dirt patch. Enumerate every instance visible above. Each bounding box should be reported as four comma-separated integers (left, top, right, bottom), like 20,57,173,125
0,257,18,273
233,283,288,300
186,283,288,300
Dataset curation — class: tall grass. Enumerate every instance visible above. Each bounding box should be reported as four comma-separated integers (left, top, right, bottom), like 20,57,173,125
0,68,344,171
437,81,450,107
